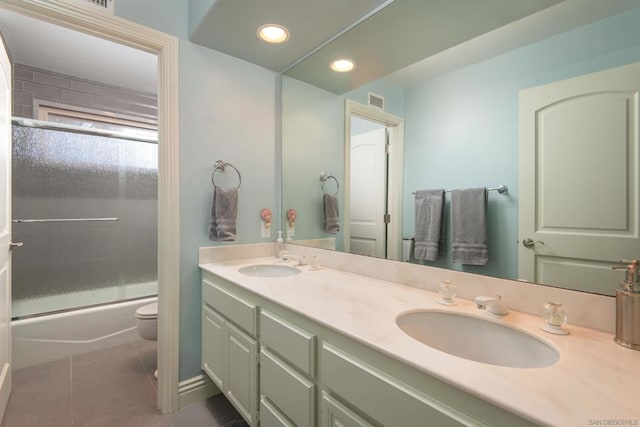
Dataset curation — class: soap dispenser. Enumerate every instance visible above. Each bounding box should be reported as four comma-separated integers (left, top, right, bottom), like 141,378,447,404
614,259,640,350
276,231,285,258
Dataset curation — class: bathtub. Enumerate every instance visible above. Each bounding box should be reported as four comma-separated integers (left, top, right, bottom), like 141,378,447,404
11,296,157,369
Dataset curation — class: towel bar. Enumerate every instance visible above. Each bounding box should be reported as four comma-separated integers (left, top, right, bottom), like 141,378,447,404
12,218,119,223
412,185,508,195
212,160,242,189
320,173,339,195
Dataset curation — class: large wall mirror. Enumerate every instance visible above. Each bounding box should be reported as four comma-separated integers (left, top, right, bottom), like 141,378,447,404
281,0,640,297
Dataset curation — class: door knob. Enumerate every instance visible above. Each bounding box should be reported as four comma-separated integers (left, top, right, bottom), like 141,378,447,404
522,238,543,248
9,241,23,250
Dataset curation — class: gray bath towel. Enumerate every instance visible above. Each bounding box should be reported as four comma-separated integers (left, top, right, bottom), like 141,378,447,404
414,189,445,261
208,187,238,241
451,188,488,265
322,193,340,235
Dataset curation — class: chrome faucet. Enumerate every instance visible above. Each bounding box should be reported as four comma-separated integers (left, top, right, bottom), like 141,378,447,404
475,295,509,316
281,254,307,266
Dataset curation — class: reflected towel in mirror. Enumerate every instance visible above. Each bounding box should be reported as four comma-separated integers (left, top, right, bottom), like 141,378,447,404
414,189,445,261
322,193,340,235
451,188,488,265
209,187,238,241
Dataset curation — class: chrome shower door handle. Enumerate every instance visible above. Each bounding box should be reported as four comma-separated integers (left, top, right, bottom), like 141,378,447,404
9,241,23,250
522,238,543,248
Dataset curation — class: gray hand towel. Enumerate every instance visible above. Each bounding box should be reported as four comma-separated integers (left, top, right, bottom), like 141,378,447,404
322,193,340,235
451,188,488,265
414,189,445,261
208,187,238,241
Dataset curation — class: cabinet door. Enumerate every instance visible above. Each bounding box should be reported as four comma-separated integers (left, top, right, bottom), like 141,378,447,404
322,392,373,427
202,305,225,388
225,321,258,426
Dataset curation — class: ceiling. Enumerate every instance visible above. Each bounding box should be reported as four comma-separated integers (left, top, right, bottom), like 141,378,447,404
189,0,392,73
284,0,567,93
1,1,640,97
0,8,157,94
384,0,640,88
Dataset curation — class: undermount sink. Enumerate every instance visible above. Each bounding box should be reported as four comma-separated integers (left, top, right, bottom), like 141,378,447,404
396,310,559,368
238,264,300,278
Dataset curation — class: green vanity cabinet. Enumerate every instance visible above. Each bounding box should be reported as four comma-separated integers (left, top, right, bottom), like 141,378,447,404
321,343,464,427
321,392,374,427
260,396,296,427
201,269,537,427
201,276,259,426
201,305,225,388
259,309,317,427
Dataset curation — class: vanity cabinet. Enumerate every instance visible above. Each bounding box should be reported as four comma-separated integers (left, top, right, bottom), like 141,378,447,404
259,309,317,426
321,392,373,427
201,305,225,387
201,269,537,427
321,343,463,427
260,396,295,427
201,277,258,426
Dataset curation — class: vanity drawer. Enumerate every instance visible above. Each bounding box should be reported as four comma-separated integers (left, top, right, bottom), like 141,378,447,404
260,309,316,377
260,397,295,427
321,392,374,427
202,278,257,336
261,348,315,427
321,343,465,427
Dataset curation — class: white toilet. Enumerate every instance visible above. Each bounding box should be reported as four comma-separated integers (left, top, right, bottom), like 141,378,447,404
135,301,158,341
135,301,158,379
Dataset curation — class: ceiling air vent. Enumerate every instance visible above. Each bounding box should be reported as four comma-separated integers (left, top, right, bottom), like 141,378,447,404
368,92,385,110
62,0,114,14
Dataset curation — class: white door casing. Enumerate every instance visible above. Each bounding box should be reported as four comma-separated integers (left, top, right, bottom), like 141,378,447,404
344,100,404,260
519,62,640,294
0,0,181,412
349,127,387,257
0,29,11,424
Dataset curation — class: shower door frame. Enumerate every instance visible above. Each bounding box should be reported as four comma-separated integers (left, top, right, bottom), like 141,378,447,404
0,0,180,414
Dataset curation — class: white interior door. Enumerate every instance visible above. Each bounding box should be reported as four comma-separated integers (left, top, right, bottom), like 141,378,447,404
0,33,12,422
349,128,387,257
519,62,640,294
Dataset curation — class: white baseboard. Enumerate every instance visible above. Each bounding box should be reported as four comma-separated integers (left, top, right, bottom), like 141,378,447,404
178,373,221,409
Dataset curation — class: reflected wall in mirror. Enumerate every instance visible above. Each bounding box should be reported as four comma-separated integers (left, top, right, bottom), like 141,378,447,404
281,4,640,296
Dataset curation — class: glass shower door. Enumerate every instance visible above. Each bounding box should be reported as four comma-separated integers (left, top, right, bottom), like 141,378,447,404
11,123,158,318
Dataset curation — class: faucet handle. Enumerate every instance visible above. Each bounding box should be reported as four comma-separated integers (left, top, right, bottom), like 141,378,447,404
475,295,493,309
475,295,509,316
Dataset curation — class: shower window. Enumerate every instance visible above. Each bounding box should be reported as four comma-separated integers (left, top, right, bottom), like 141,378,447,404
11,116,158,318
38,105,158,141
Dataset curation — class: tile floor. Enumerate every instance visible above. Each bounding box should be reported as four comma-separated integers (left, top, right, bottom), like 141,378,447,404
1,340,245,427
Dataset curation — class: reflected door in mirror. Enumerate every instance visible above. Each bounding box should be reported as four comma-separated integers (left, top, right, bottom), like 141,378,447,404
349,125,387,257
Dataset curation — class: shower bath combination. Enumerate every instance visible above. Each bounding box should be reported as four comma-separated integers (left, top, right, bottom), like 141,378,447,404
10,119,159,367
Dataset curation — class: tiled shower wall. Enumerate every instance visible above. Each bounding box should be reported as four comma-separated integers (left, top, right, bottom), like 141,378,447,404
12,63,157,120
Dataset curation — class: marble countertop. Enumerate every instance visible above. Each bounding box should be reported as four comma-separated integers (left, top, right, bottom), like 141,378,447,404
200,257,640,427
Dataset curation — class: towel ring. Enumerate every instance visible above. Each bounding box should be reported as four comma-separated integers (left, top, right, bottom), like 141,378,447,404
212,160,242,189
320,173,339,195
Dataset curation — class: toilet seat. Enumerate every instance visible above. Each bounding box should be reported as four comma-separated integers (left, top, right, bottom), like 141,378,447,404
135,302,158,320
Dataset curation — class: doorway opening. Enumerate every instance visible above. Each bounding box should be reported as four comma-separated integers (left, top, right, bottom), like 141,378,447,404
0,0,180,414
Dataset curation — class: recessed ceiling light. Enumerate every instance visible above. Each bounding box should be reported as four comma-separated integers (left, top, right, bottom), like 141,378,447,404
257,24,289,44
331,58,356,72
